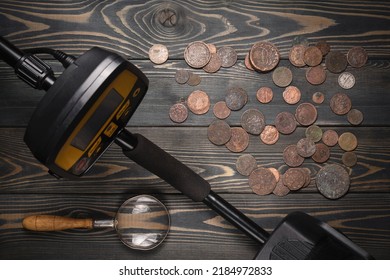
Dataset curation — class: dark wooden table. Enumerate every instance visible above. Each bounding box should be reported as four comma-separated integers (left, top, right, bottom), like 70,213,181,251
0,0,389,260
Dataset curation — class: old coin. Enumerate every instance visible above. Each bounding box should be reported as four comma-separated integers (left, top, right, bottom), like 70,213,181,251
169,103,188,123
244,53,255,71
295,102,318,126
236,154,257,176
175,69,190,84
316,164,350,199
316,41,331,56
217,46,237,68
305,125,323,142
272,66,293,87
184,41,211,68
301,168,312,188
306,65,326,85
268,167,281,182
260,125,279,145
338,72,355,89
322,129,339,147
249,167,277,195
283,145,304,167
292,36,309,47
347,108,364,125
240,109,266,135
283,86,301,105
213,101,231,119
187,90,210,115
283,168,306,190
347,46,368,68
312,92,325,104
338,132,358,151
289,44,306,67
225,127,249,153
311,143,330,163
273,178,290,197
325,51,348,73
296,138,316,158
187,72,201,86
149,44,169,64
207,43,217,54
303,46,323,67
256,87,273,104
203,53,222,73
330,93,352,115
342,151,358,167
275,112,297,135
249,41,280,72
207,120,232,146
225,87,248,111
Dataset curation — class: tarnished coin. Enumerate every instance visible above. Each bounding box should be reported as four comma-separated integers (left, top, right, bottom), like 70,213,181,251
301,168,312,188
236,154,257,176
207,120,231,146
203,53,222,73
225,87,248,111
305,125,323,142
289,44,306,67
272,66,293,87
256,87,273,104
149,44,169,64
249,167,277,195
217,46,237,68
207,43,217,54
316,164,350,199
338,132,358,151
245,53,255,71
325,51,348,73
225,127,249,153
303,46,323,66
273,178,290,197
275,112,297,135
283,145,304,167
296,138,316,158
213,101,231,119
184,41,211,68
240,109,266,135
249,41,280,72
338,72,355,89
169,103,188,123
187,72,201,86
342,151,358,167
283,86,301,105
312,92,325,104
306,65,326,85
268,167,280,182
311,143,330,163
187,90,210,115
316,41,331,56
283,168,306,190
260,125,279,145
322,129,339,147
330,93,352,115
347,108,364,125
295,102,318,126
175,69,190,84
347,46,368,68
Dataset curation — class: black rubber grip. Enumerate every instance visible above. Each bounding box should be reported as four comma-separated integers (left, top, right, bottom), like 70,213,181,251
122,133,211,202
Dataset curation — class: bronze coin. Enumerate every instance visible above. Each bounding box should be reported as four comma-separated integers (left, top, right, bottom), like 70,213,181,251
303,46,323,66
283,86,301,105
249,41,280,72
268,167,281,182
272,66,293,87
175,69,190,84
187,90,210,115
240,109,266,135
245,53,255,71
203,53,222,73
207,120,231,146
330,93,352,115
325,51,347,73
338,132,358,152
305,125,323,142
187,72,202,86
149,44,169,64
289,44,306,67
296,138,316,158
249,167,277,195
273,178,290,197
283,168,306,191
316,164,350,199
207,43,217,54
236,154,257,176
338,72,355,89
225,87,248,111
184,41,211,69
256,87,273,104
301,168,312,188
311,143,330,163
213,101,231,119
315,41,331,56
217,46,237,68
306,65,326,85
283,145,304,167
225,127,249,153
169,103,188,123
342,151,358,167
260,125,279,145
322,129,339,147
275,112,297,135
312,92,325,104
347,46,368,68
295,102,318,126
347,109,364,125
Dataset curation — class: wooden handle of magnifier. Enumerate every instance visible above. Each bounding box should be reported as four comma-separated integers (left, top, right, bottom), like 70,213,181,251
22,215,93,231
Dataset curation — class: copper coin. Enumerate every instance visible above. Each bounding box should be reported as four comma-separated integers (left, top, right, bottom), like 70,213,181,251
330,93,352,115
207,43,217,54
249,167,277,195
149,44,169,64
249,41,280,72
225,127,249,153
316,164,350,199
301,168,312,188
236,154,257,176
347,46,368,68
203,53,222,73
325,51,347,73
175,69,190,84
187,72,201,86
289,44,306,67
272,66,293,87
256,87,273,104
322,129,339,147
217,46,237,68
268,167,281,182
207,120,231,146
169,103,188,123
283,168,306,190
213,101,231,119
306,65,326,85
305,125,323,142
347,109,364,125
245,53,255,71
260,125,279,145
275,112,297,135
311,143,330,163
303,46,323,66
283,86,301,105
184,41,211,69
295,102,318,126
316,41,331,56
312,92,325,104
187,90,210,115
296,138,316,158
283,145,304,167
338,72,355,89
225,87,248,111
342,151,358,167
273,178,290,197
338,132,358,151
240,109,266,135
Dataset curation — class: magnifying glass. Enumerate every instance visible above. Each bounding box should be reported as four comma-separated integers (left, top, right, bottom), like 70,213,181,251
22,195,170,250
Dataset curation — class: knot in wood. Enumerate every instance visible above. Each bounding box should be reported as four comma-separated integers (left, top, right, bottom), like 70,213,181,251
157,8,177,27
